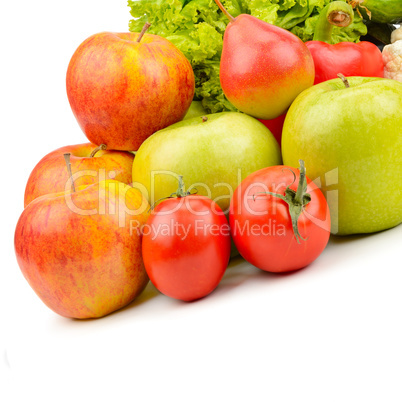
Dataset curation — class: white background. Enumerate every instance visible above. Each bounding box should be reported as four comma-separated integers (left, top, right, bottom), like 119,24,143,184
1,2,401,401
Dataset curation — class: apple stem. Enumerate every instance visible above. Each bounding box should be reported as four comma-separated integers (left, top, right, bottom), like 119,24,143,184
137,22,151,43
337,73,350,88
214,0,235,22
201,116,208,122
63,153,76,193
89,144,107,158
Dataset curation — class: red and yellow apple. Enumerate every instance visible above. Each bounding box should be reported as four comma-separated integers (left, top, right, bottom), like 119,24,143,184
15,180,150,319
24,143,134,207
66,30,195,151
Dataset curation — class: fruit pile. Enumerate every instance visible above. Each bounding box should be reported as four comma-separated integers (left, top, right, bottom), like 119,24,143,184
14,1,402,319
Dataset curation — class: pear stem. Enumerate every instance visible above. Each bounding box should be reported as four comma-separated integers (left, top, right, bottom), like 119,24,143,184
63,153,76,193
137,22,151,42
214,0,235,22
89,144,107,158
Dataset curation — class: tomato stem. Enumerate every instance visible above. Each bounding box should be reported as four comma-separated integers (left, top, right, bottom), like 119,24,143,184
148,175,197,212
253,160,311,243
293,159,307,205
175,175,188,198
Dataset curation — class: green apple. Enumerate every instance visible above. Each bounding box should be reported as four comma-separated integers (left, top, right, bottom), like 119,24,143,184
282,76,402,235
183,101,207,120
132,112,281,213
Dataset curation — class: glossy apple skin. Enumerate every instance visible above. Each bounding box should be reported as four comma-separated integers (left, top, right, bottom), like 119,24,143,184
24,143,134,208
183,101,207,120
132,112,282,214
282,76,402,235
15,180,150,319
220,15,315,120
66,32,195,151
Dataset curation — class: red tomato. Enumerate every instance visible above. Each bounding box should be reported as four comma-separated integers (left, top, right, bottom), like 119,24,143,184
142,195,231,301
229,162,331,273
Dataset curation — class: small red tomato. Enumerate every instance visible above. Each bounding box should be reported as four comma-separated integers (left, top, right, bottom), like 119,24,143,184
142,178,231,301
229,160,330,273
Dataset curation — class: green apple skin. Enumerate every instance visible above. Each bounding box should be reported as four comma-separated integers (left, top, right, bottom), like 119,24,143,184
183,101,207,120
282,76,402,235
132,112,282,214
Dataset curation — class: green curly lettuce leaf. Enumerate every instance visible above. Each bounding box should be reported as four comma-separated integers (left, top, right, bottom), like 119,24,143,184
128,0,368,113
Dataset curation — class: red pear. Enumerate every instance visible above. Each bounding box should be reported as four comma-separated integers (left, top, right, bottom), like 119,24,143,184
215,0,315,120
